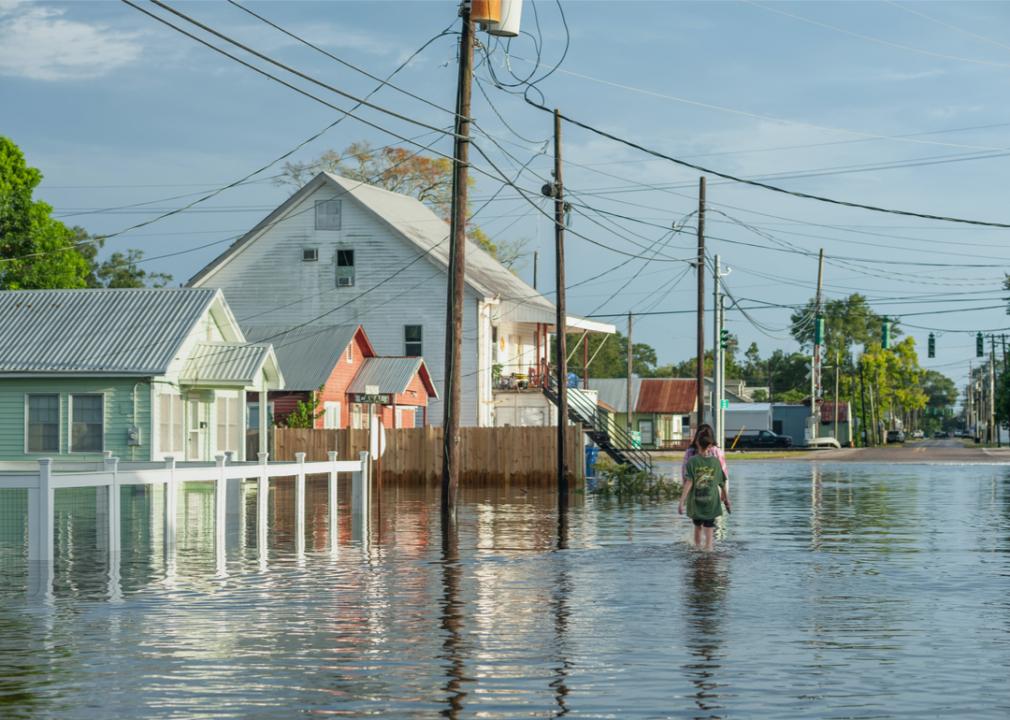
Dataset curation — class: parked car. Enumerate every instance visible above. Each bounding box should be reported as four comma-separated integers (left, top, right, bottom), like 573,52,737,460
886,430,906,444
806,436,841,449
933,431,948,439
910,430,924,439
732,430,793,449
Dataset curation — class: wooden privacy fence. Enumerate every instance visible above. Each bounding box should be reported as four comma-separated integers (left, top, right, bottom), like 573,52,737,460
274,426,585,483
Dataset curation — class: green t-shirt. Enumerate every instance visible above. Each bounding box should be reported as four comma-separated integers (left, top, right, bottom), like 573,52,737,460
685,454,726,521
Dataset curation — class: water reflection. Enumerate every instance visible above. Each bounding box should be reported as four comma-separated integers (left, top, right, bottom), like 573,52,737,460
682,551,730,719
2,464,1010,718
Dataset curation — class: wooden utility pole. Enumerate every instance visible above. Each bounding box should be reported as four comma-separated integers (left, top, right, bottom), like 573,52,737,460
441,3,474,517
696,177,706,427
991,335,999,447
553,108,569,502
533,250,539,290
859,359,869,446
626,311,633,434
810,248,824,442
834,349,840,442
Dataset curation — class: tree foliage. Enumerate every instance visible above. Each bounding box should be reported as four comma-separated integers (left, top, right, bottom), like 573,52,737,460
566,331,657,378
1,137,172,290
278,141,528,267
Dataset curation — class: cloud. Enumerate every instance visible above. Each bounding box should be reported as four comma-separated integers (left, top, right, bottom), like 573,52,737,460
0,3,141,81
878,69,946,82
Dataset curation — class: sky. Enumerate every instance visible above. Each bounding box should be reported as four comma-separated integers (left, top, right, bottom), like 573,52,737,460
4,0,1010,400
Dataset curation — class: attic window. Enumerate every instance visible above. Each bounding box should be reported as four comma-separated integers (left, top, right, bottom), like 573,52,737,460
315,199,342,230
302,248,318,262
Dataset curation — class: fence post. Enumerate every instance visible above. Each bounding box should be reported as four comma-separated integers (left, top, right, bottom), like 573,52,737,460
295,451,306,555
164,456,177,551
257,452,269,553
215,455,226,555
27,458,54,564
327,450,338,553
104,456,121,557
351,451,370,542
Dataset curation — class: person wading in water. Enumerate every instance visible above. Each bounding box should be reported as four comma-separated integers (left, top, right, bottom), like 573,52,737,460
678,424,731,549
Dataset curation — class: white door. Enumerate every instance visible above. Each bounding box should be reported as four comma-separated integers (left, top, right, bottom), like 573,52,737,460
187,399,205,461
639,419,654,446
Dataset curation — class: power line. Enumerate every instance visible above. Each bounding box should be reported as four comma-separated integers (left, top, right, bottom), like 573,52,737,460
527,101,1010,229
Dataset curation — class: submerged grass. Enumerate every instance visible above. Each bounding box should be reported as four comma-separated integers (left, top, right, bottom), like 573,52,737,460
590,457,682,501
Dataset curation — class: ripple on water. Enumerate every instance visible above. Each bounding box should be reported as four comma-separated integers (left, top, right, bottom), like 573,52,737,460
1,462,1010,718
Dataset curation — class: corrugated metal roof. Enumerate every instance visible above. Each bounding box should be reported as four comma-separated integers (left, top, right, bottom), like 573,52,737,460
347,357,426,395
244,324,362,391
636,378,697,414
180,342,273,385
0,288,217,375
588,377,641,414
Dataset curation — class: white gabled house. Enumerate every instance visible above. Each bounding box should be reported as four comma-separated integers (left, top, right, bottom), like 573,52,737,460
188,172,614,427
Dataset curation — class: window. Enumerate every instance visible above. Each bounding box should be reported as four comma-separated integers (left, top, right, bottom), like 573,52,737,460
302,247,319,262
345,342,354,364
70,394,104,453
215,394,241,454
26,394,59,453
336,249,355,287
323,401,342,429
315,199,341,230
404,325,423,357
159,392,184,455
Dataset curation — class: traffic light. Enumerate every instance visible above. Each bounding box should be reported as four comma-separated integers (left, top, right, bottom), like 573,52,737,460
814,315,825,345
720,328,730,349
928,332,935,358
881,319,891,350
976,332,984,358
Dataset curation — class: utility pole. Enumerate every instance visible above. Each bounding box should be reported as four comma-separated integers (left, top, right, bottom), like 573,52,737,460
968,361,973,438
859,358,869,447
626,311,633,435
991,335,998,447
810,248,824,443
718,293,727,448
712,254,721,444
533,250,538,290
553,108,569,502
834,349,840,442
441,1,474,518
696,177,706,428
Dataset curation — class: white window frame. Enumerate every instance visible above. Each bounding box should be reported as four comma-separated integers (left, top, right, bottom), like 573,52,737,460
323,401,342,429
315,199,342,230
214,390,242,456
24,393,61,455
157,389,184,457
302,247,319,262
68,393,105,454
335,248,355,287
345,342,353,364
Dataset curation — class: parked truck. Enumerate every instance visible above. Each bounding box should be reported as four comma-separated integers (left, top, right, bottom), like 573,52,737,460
724,403,775,447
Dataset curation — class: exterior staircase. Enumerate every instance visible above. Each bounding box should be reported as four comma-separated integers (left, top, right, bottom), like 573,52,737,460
543,376,653,475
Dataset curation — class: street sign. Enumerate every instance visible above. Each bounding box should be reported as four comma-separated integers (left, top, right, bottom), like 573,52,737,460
720,399,729,410
353,393,388,404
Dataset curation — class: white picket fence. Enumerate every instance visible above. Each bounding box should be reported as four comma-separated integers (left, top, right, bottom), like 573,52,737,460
0,451,371,567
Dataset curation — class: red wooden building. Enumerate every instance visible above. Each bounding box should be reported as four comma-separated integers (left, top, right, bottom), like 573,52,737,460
245,324,436,431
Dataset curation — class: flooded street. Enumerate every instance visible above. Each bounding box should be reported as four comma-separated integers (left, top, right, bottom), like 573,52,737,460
3,461,1010,718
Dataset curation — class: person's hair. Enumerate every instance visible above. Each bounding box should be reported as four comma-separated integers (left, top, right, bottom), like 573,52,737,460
692,424,716,452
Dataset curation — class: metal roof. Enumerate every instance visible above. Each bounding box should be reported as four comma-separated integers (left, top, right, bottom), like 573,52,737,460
636,378,697,414
588,377,642,414
180,342,276,386
189,173,614,334
0,288,218,375
347,357,435,397
244,324,365,391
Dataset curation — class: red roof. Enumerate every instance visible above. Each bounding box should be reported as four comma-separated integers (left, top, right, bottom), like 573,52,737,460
635,378,698,414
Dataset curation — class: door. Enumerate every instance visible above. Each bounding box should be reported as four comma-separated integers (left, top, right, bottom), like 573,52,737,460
187,398,205,461
639,419,654,446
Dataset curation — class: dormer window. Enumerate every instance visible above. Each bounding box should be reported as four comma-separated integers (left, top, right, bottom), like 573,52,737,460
302,248,318,262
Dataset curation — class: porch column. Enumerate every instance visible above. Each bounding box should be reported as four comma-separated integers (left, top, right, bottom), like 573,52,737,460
258,377,268,459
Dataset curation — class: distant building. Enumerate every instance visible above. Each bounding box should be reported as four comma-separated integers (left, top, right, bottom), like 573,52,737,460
589,376,699,449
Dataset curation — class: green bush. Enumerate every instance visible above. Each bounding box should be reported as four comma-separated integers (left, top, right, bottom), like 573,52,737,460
591,456,682,501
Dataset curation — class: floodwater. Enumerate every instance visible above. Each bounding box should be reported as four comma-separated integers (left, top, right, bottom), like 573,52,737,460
2,462,1010,718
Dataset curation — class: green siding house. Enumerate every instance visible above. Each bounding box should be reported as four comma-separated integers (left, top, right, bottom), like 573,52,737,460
0,288,283,462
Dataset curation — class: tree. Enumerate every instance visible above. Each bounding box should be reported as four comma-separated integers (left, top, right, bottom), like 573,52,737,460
1,136,89,289
279,141,527,267
284,391,323,428
791,293,899,369
1,138,172,290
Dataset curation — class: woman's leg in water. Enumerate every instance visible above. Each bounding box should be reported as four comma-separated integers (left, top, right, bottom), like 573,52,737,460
693,523,703,546
703,525,715,550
